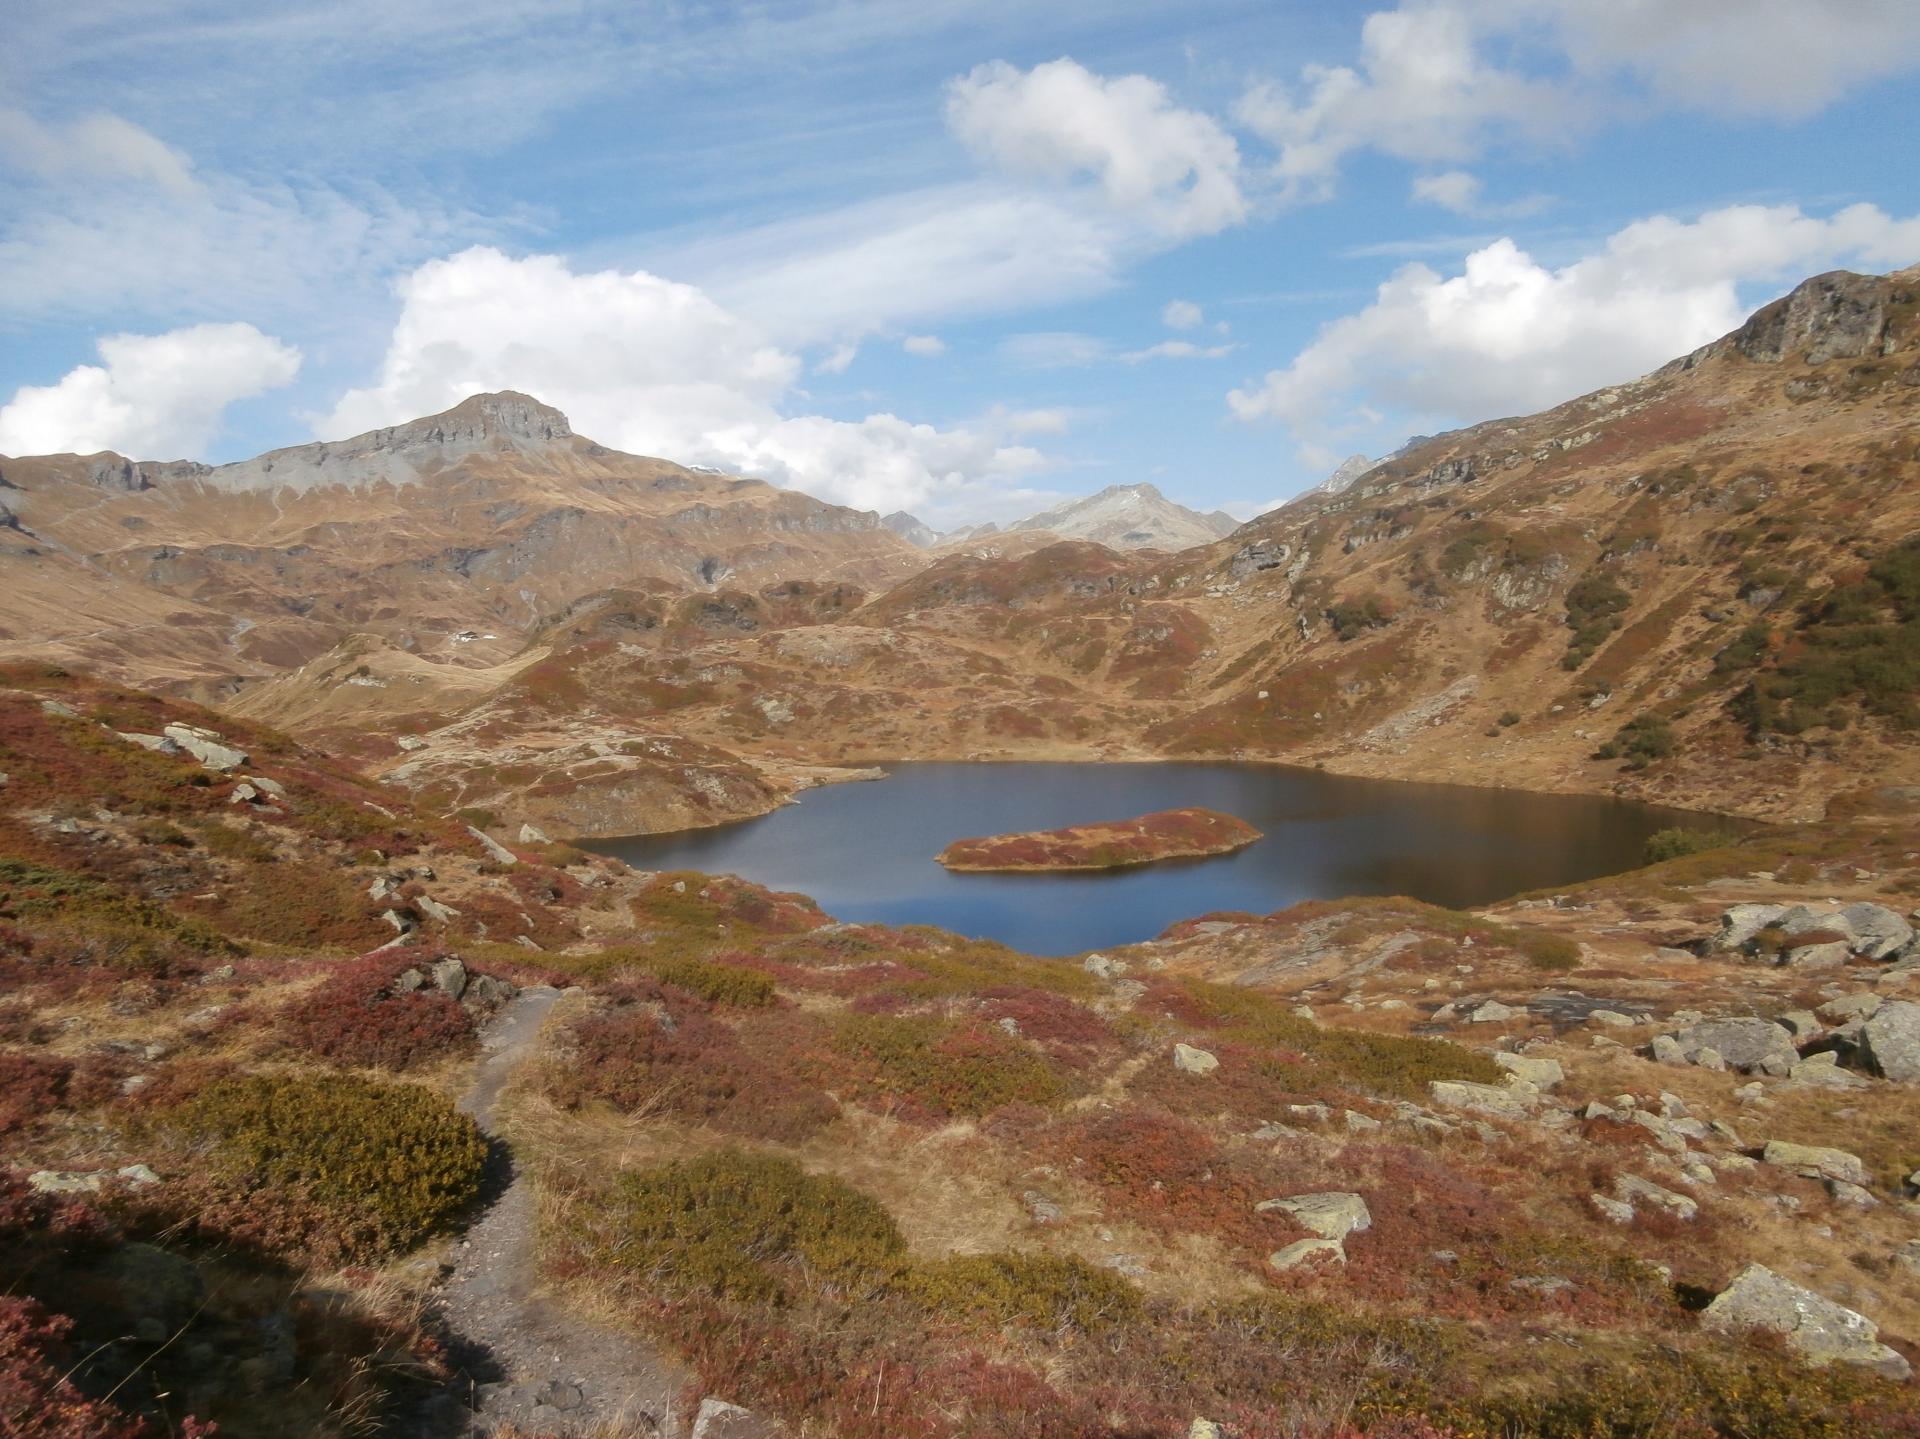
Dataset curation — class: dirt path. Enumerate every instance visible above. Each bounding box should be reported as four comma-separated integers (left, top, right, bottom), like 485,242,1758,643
431,985,691,1437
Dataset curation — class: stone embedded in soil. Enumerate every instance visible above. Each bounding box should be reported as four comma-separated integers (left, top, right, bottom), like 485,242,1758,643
1703,1264,1910,1381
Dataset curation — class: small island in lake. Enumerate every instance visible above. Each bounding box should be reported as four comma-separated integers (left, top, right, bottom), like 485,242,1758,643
936,807,1263,872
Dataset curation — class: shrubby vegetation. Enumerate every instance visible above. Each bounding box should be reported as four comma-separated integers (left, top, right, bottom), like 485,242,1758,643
1563,571,1632,669
162,1072,487,1256
279,954,477,1071
1727,536,1920,735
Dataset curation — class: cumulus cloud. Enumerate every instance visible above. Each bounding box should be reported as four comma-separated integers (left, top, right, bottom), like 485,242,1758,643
1229,201,1920,443
1239,4,1568,201
0,322,301,458
322,246,1050,520
902,334,947,357
1239,2,1920,200
1162,298,1204,329
947,58,1246,239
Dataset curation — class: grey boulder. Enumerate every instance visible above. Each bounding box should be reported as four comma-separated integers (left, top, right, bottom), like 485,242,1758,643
1703,1264,1909,1381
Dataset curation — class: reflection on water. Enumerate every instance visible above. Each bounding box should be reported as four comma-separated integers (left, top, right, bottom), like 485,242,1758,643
585,762,1733,956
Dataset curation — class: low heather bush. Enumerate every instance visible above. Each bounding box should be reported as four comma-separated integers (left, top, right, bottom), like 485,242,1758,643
832,1012,1067,1119
164,1072,486,1256
595,1148,904,1304
897,1251,1141,1333
548,981,836,1141
279,955,477,1071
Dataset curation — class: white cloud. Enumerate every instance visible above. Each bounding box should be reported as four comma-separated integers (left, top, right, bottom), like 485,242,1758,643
946,58,1246,239
0,111,486,330
677,183,1134,347
1123,340,1235,362
1411,169,1480,214
1534,0,1920,119
0,109,197,196
0,322,301,458
322,246,1051,520
902,334,947,356
1000,331,1234,367
1162,298,1204,329
1229,201,1920,441
815,343,860,375
1237,2,1920,201
1238,4,1568,202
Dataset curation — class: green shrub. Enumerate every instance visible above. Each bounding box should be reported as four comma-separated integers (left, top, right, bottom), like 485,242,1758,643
1327,595,1393,641
1171,979,1502,1100
1644,827,1740,864
1564,572,1631,668
834,1013,1067,1118
1596,713,1676,769
166,1072,486,1254
1497,710,1521,727
596,1149,903,1304
898,1251,1141,1332
1513,930,1581,972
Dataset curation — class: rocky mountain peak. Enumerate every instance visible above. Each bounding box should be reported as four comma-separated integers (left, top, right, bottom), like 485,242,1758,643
202,391,577,493
1732,269,1909,366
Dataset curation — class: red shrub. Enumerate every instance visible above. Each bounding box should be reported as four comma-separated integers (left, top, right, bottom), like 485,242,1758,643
0,1053,74,1136
279,956,476,1071
976,987,1112,1052
0,1297,150,1439
1061,1108,1270,1257
549,983,835,1143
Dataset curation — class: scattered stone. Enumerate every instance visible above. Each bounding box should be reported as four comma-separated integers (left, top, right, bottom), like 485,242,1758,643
1188,1422,1223,1439
1285,1103,1332,1124
1591,1194,1636,1224
431,956,469,999
1819,992,1882,1023
162,723,248,771
1893,1240,1920,1278
1670,1018,1797,1075
1172,1043,1219,1075
1429,1079,1534,1118
1291,1004,1315,1020
1268,1238,1345,1271
40,700,80,719
1083,953,1128,979
518,823,552,844
28,1170,105,1194
1508,1275,1575,1297
1469,1000,1519,1023
1859,1000,1920,1081
416,894,461,924
1587,1008,1637,1029
1651,1034,1688,1065
1616,1174,1698,1221
116,731,183,756
466,824,519,866
1255,1191,1371,1242
117,1164,161,1188
1762,1141,1869,1187
1493,1051,1563,1088
248,775,285,798
1788,1053,1870,1089
1778,1010,1823,1040
1343,1111,1382,1133
1021,1190,1063,1225
229,782,261,805
1715,904,1790,952
396,735,428,752
691,1398,762,1439
1827,1179,1876,1208
1784,940,1852,970
1703,1264,1909,1380
1838,901,1915,961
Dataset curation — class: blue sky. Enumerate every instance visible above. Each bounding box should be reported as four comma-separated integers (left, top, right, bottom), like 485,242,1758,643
3,1,1919,528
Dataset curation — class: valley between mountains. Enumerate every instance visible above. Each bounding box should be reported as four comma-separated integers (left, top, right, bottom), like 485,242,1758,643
5,267,1920,1439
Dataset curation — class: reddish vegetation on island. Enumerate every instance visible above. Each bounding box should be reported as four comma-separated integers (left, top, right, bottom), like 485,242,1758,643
936,806,1262,872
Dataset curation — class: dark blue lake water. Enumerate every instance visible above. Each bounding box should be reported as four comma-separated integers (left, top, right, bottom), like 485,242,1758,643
586,762,1726,955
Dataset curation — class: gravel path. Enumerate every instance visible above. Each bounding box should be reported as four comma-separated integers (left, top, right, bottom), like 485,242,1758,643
428,985,692,1437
